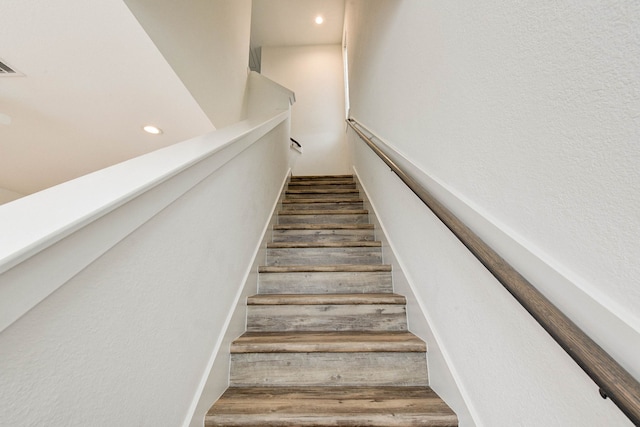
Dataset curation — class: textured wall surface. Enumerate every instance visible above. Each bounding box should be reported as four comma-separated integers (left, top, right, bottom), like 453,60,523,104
0,188,23,205
125,0,252,128
0,0,215,195
345,0,639,425
0,118,290,426
262,45,350,176
346,0,640,324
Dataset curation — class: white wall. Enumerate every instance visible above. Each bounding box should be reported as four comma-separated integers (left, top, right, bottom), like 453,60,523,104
262,45,350,175
124,0,252,128
1,0,215,195
345,0,639,425
0,74,293,425
352,173,476,426
0,188,23,205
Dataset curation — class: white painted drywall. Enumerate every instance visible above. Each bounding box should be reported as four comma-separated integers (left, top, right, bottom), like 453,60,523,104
349,133,631,426
245,71,296,119
261,45,350,176
0,188,23,205
0,75,293,425
0,0,215,195
185,73,295,427
251,0,345,48
124,0,252,128
352,173,476,426
345,0,639,425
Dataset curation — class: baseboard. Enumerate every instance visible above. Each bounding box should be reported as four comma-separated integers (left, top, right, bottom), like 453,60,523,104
352,169,478,426
184,169,291,427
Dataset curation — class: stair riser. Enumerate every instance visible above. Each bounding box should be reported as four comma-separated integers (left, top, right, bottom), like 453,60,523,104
281,202,364,211
230,352,428,387
247,305,407,332
290,175,353,180
286,192,360,199
287,184,357,190
208,414,456,427
288,180,355,186
282,198,362,203
278,214,369,224
210,415,456,427
267,247,382,266
258,271,393,294
272,229,375,243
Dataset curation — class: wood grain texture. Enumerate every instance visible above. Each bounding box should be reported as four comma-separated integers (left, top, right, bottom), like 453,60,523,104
285,188,360,200
278,213,369,224
289,176,355,184
230,352,428,387
248,293,406,305
207,173,457,426
286,188,358,192
278,209,369,215
232,332,425,353
206,386,458,427
267,241,381,248
259,264,392,273
290,174,354,180
289,177,353,181
246,304,407,332
273,223,374,230
281,201,364,211
287,183,357,190
282,197,362,204
266,247,382,266
258,270,393,294
272,228,376,243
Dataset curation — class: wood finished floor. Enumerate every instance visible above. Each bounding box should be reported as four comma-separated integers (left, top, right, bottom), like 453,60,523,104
205,175,457,426
207,387,457,427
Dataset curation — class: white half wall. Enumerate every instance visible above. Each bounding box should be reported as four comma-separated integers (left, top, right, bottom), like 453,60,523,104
261,45,350,176
0,188,23,205
1,0,215,195
0,73,293,424
124,0,252,128
352,172,475,426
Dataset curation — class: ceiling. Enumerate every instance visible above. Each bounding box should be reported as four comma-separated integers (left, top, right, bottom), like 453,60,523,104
0,0,214,198
251,0,345,52
0,0,346,202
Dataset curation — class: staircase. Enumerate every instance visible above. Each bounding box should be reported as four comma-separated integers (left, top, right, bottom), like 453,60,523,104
206,175,457,426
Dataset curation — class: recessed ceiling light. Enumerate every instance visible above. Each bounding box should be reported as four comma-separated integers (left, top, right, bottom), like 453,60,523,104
143,125,163,135
315,16,324,24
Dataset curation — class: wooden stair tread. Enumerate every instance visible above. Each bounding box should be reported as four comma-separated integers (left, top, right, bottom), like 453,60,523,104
279,209,368,215
288,182,356,187
248,293,406,305
259,264,392,273
231,331,426,353
267,241,381,249
206,386,457,426
273,223,374,230
282,198,362,204
286,189,359,194
290,174,354,180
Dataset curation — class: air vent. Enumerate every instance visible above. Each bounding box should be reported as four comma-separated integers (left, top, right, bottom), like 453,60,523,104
0,59,22,76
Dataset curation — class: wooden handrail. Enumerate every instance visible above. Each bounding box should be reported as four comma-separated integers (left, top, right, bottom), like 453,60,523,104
347,117,640,425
